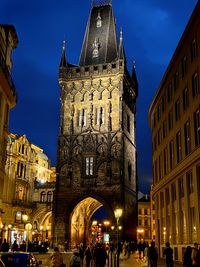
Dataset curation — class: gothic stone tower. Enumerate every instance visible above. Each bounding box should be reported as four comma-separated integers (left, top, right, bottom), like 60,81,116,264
53,0,138,246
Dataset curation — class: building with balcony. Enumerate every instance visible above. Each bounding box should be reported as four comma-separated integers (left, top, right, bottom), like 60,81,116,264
0,24,18,217
149,1,200,261
0,133,56,245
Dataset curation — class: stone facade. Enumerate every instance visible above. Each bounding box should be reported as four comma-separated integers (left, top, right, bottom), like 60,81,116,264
53,1,138,246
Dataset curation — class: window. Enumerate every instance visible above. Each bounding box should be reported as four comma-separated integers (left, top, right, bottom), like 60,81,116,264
157,105,161,121
77,109,87,127
40,191,46,202
168,110,173,131
175,99,181,121
181,56,187,78
163,146,168,175
127,114,130,133
128,163,132,181
171,182,176,201
138,209,142,215
187,171,194,194
176,131,182,163
85,157,94,175
163,120,167,138
194,108,200,146
165,188,170,205
33,221,37,230
93,38,99,58
169,140,174,170
191,39,197,62
96,107,105,125
157,128,161,145
144,209,147,215
192,72,199,97
15,211,22,223
158,154,162,180
47,191,53,202
167,83,172,103
138,219,142,226
184,121,191,156
174,71,179,91
178,176,184,198
162,95,166,112
144,219,148,226
183,87,189,111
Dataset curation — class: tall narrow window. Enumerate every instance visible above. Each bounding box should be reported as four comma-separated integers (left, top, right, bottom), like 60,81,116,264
191,39,197,62
78,109,87,127
169,140,174,170
167,83,172,103
163,120,167,138
96,107,104,125
184,121,191,156
175,99,180,121
183,87,189,111
162,94,166,113
174,71,179,91
178,176,184,198
181,56,187,78
85,157,94,176
168,110,173,131
40,191,46,202
194,108,200,146
163,147,168,175
186,171,194,194
96,10,102,28
176,131,182,163
192,72,199,97
127,114,130,133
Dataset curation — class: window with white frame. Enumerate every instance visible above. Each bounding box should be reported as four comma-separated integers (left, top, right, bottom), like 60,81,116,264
85,157,94,176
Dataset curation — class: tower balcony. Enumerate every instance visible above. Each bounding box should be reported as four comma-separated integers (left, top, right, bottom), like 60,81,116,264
0,53,17,107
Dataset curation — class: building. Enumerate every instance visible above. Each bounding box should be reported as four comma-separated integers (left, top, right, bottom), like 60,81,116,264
53,0,138,246
149,1,200,261
0,24,18,228
137,193,151,243
0,133,55,245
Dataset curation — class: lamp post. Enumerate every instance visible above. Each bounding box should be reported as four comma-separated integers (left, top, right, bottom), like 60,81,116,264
22,214,28,251
114,208,123,267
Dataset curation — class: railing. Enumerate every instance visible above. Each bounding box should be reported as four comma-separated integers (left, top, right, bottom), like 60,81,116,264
34,180,56,189
12,200,36,209
0,52,17,101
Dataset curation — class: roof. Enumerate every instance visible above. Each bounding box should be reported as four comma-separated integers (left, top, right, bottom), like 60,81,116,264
79,2,118,66
0,24,18,48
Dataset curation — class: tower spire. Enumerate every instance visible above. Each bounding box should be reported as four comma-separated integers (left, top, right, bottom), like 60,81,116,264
118,27,125,61
59,39,67,68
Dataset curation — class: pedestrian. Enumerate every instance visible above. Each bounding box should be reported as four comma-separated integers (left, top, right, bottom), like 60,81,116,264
50,247,64,267
0,239,9,252
183,246,192,267
191,243,200,267
163,242,173,267
84,246,92,267
70,249,81,267
79,243,85,266
147,241,158,267
11,240,18,251
93,243,107,267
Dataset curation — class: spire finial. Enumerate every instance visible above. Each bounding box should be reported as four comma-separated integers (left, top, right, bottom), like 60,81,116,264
62,39,66,51
120,27,123,41
132,58,136,69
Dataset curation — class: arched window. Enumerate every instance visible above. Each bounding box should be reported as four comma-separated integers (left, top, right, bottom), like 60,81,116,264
47,191,53,202
40,191,46,202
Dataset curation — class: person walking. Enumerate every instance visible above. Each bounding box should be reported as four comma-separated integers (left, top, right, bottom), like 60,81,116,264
51,247,64,267
147,241,158,267
70,249,81,267
0,239,9,252
183,246,192,267
84,246,92,267
163,242,173,267
11,240,18,251
191,243,200,267
93,243,107,267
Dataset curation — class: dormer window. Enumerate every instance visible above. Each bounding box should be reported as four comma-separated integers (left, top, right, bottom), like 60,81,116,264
93,38,100,58
96,10,102,28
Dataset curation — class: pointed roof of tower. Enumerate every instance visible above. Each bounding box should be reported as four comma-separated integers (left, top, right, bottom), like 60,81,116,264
59,40,67,67
79,0,118,66
118,28,126,62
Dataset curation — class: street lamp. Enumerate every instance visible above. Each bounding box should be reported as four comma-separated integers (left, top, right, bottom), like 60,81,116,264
114,208,123,267
103,221,110,233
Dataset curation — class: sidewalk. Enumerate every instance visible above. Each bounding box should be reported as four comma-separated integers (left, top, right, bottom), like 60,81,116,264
119,253,182,267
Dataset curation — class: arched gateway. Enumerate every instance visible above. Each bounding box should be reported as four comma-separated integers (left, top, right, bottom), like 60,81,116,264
53,0,138,247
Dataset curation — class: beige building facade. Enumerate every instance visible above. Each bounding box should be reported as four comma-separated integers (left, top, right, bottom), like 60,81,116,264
0,133,55,245
0,24,18,228
149,1,200,261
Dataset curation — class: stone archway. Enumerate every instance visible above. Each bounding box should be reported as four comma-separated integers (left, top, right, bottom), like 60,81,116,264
70,197,111,247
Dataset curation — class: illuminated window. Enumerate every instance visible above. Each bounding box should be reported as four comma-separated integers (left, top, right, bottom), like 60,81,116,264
184,121,191,155
183,87,189,111
85,157,94,176
176,131,182,163
40,191,46,202
96,11,102,28
77,109,87,127
15,211,22,223
192,72,199,97
95,107,104,125
47,191,53,202
194,109,200,146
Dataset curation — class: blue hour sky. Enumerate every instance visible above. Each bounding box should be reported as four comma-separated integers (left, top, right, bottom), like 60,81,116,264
0,0,197,193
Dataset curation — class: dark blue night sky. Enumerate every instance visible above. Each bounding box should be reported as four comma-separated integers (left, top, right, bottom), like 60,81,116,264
0,0,197,193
